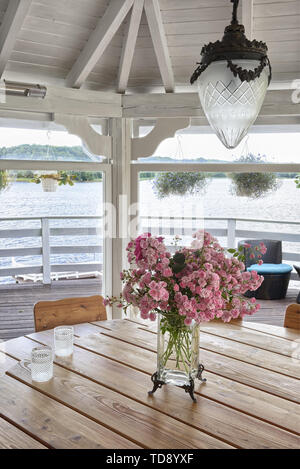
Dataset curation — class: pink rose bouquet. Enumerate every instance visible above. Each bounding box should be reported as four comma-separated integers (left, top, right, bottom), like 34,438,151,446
105,230,265,324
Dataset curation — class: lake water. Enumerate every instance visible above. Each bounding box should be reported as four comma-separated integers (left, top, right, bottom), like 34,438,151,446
0,179,299,284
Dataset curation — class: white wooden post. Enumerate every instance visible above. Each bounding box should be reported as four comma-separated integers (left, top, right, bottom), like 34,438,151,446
110,118,132,319
227,218,237,249
41,218,51,285
102,165,113,311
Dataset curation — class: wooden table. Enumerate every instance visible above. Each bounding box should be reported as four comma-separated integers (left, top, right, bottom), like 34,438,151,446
0,318,299,449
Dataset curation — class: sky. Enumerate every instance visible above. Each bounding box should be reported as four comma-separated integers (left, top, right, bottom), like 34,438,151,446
154,131,300,163
0,128,82,147
0,126,299,163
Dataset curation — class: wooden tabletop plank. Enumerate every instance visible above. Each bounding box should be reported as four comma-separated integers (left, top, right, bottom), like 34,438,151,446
0,417,47,449
200,332,300,379
200,321,299,358
60,339,300,448
87,322,300,404
20,332,300,449
0,374,140,449
5,319,299,449
0,353,18,376
200,348,300,405
239,321,299,341
88,323,300,434
7,361,232,449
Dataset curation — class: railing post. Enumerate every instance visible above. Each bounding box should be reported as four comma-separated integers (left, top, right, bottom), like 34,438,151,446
42,218,51,285
227,218,236,249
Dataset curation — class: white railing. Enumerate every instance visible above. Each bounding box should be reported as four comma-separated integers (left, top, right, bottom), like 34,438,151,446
0,216,103,284
0,216,299,284
141,216,300,282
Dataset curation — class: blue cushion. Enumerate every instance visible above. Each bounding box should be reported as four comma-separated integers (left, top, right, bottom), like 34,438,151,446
247,263,292,274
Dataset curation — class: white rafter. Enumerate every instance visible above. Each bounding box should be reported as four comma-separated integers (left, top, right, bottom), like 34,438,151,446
0,0,32,78
66,0,134,89
144,0,174,93
242,0,254,40
117,0,144,94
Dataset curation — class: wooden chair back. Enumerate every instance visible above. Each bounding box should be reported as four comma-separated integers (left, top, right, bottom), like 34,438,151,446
34,295,107,332
284,304,300,329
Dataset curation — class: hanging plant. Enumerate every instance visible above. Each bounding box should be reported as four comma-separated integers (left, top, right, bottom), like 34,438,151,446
0,170,9,192
295,175,300,188
153,172,207,199
32,171,75,192
229,153,280,199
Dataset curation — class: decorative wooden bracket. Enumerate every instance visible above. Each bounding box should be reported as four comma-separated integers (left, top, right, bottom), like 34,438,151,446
131,117,190,160
54,113,112,159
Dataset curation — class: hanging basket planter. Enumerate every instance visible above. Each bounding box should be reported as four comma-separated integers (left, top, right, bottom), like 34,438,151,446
41,177,58,192
0,170,9,193
229,153,280,199
32,172,76,192
153,172,208,199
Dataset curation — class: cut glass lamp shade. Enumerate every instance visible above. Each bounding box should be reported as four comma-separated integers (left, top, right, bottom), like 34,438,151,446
198,60,269,149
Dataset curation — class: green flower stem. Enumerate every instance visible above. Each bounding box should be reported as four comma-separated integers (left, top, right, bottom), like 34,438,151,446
159,316,194,375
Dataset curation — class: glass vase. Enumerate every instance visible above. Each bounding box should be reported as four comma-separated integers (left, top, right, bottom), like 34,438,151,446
157,315,200,387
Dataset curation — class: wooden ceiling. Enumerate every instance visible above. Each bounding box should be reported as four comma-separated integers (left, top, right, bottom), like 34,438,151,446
0,0,299,93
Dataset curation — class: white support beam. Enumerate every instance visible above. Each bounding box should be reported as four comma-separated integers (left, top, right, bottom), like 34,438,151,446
242,0,253,40
132,117,190,159
117,0,144,94
66,0,134,88
144,0,174,93
131,162,300,174
122,90,300,118
110,118,132,318
0,0,32,77
54,113,112,159
0,159,109,172
0,85,122,117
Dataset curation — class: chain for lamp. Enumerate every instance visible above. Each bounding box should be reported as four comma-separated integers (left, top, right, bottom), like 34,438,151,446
190,0,272,85
231,0,239,25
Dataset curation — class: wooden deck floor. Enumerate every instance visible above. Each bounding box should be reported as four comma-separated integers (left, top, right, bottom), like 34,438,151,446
0,278,102,341
0,280,298,341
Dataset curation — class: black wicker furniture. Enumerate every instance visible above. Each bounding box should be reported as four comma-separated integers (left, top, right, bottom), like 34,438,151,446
238,239,292,300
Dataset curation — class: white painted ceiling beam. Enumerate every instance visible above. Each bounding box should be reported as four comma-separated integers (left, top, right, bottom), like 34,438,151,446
66,0,134,88
144,0,175,93
242,0,253,40
122,90,300,118
117,0,144,94
0,0,32,77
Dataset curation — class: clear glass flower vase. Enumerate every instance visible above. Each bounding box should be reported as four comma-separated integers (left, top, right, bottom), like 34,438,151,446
156,316,200,387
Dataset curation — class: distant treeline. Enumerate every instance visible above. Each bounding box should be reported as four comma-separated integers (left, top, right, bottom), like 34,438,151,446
0,145,91,161
14,170,298,183
0,145,297,181
15,170,103,182
139,172,298,180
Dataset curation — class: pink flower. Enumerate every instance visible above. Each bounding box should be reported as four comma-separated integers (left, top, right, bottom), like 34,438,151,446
149,281,169,302
107,230,263,325
162,267,173,277
184,317,192,326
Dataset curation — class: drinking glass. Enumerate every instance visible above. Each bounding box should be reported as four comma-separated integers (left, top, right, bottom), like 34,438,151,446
54,325,74,357
31,346,53,382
